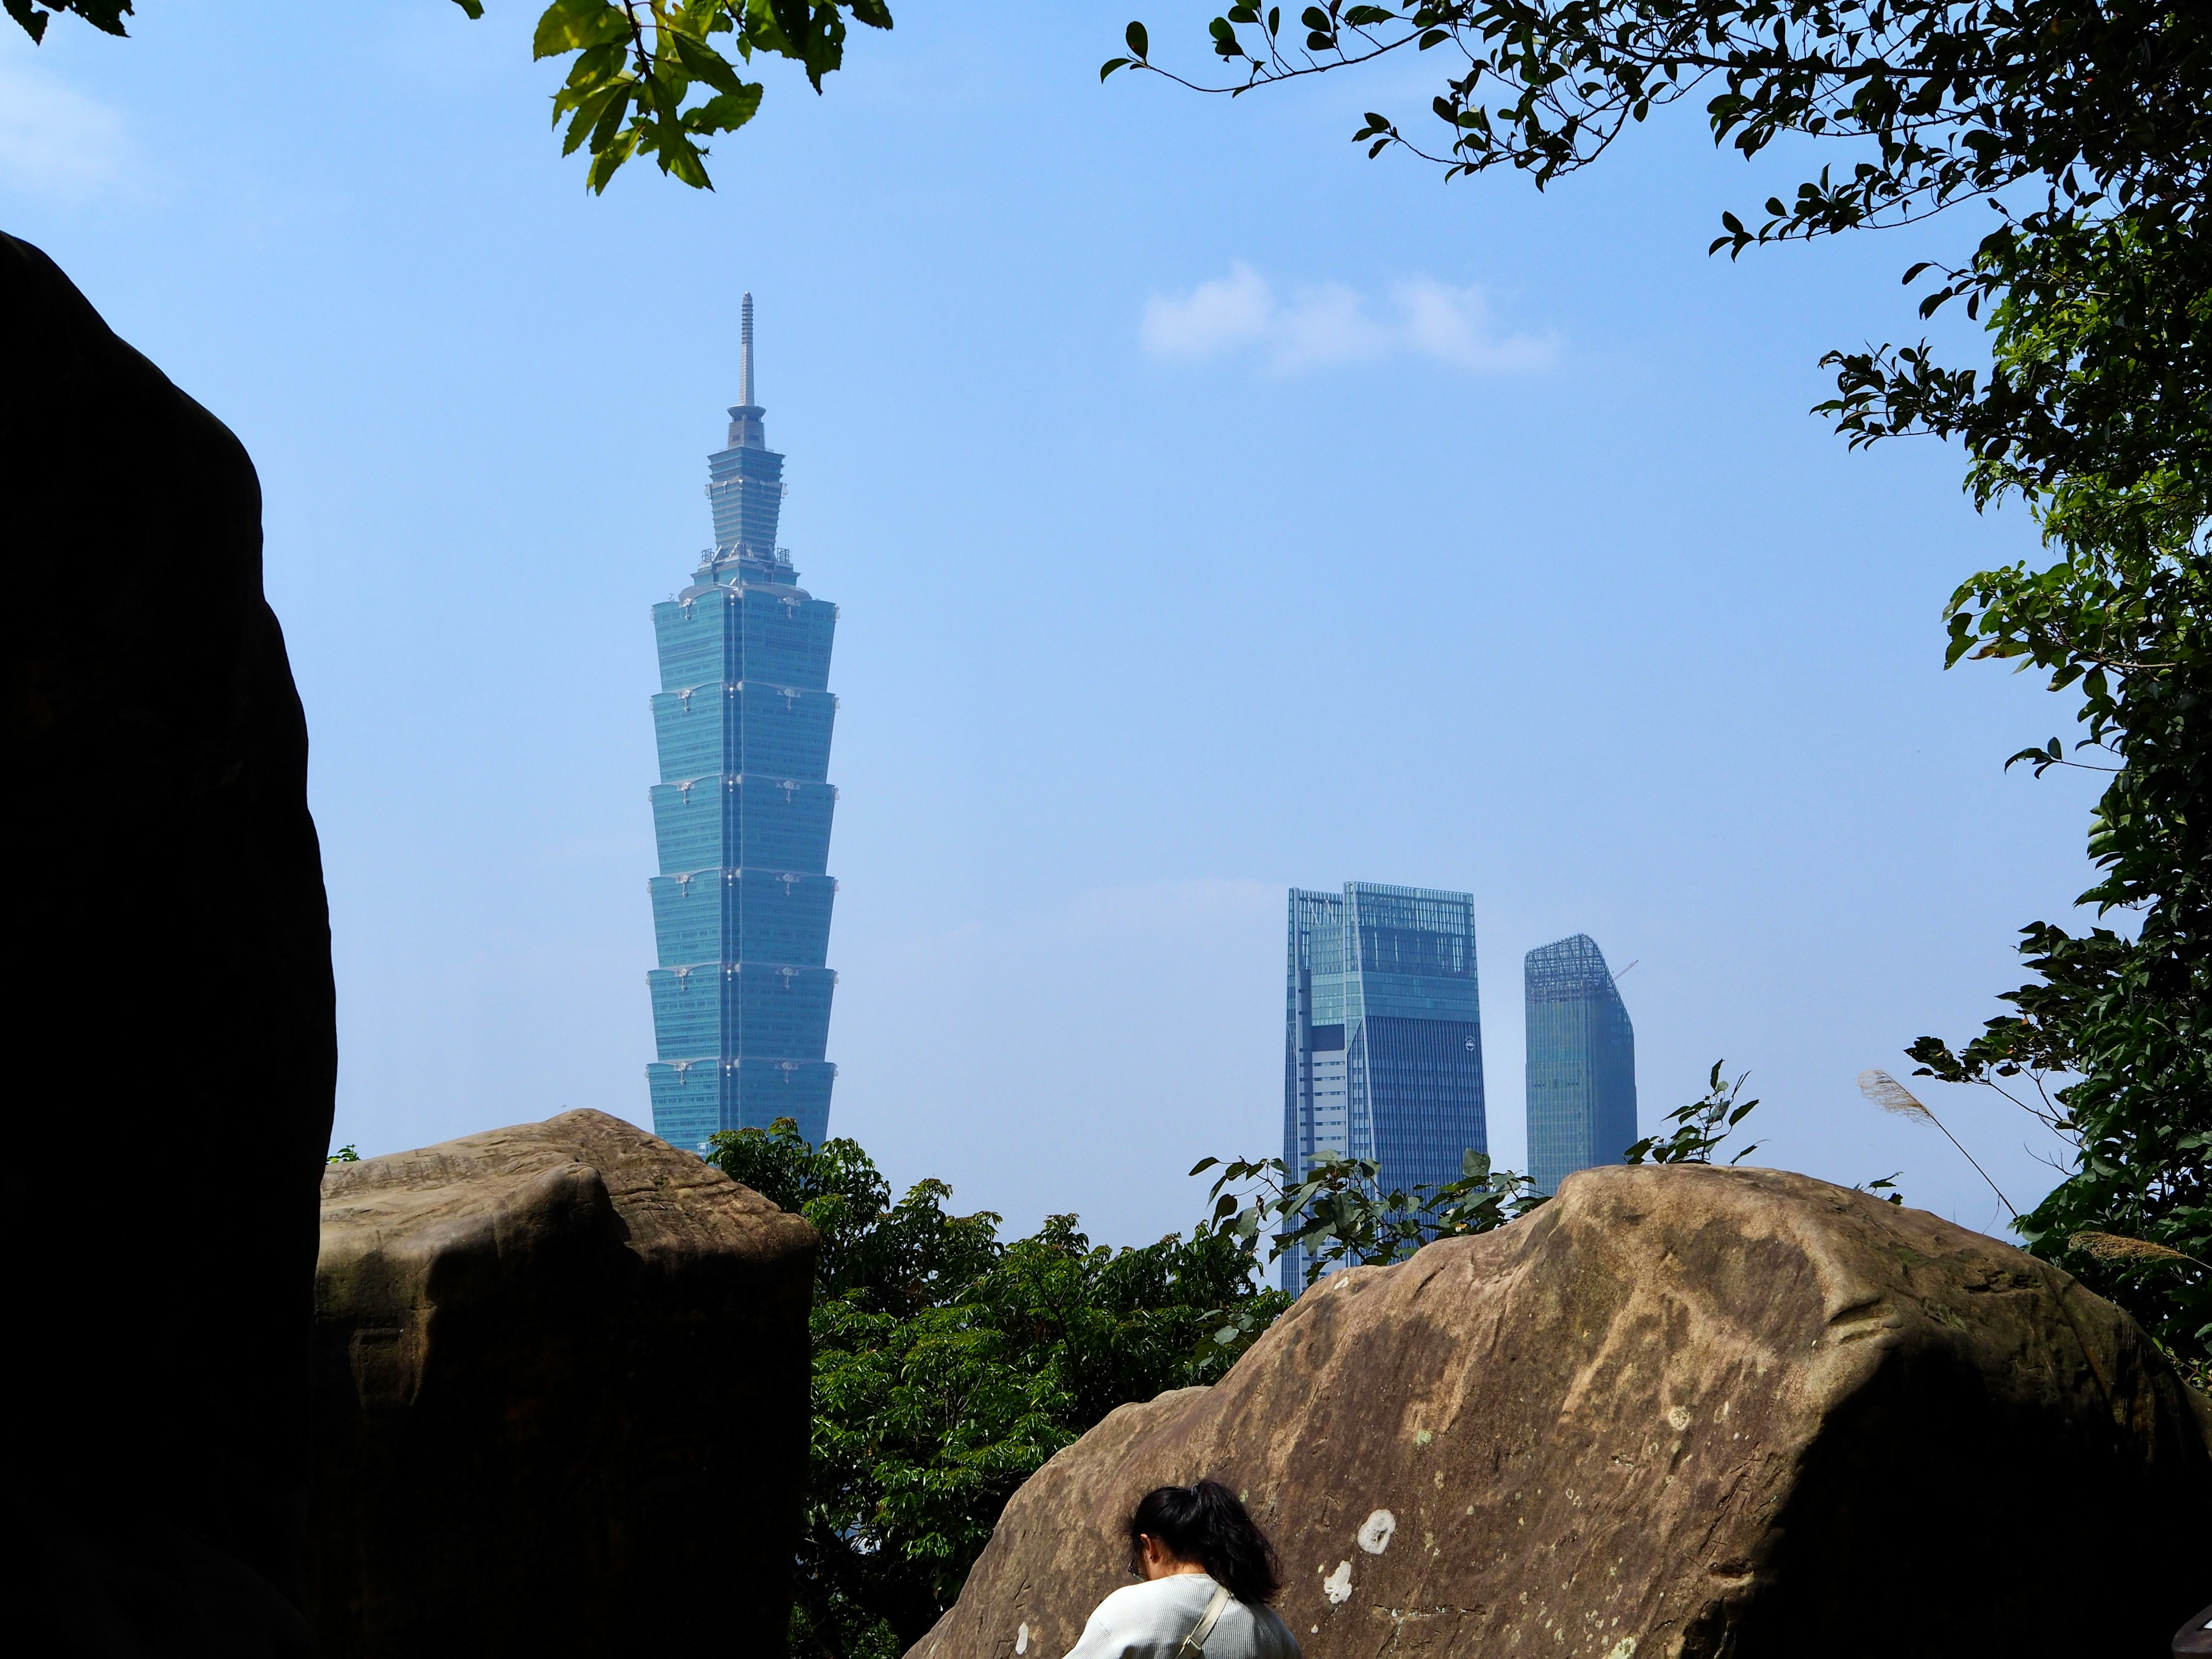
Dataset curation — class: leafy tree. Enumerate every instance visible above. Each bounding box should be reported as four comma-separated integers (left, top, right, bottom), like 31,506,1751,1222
1196,1145,1547,1288
1623,1061,1762,1166
1106,0,2211,1372
709,1120,1289,1659
1878,228,2212,1366
1196,1065,1772,1295
5,0,893,192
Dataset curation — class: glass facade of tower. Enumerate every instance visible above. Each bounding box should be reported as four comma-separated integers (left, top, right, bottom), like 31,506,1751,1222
645,336,838,1153
1524,934,1637,1194
1281,883,1487,1290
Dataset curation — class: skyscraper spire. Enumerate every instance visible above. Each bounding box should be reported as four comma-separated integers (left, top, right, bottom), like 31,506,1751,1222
740,291,755,408
724,293,768,454
707,290,786,569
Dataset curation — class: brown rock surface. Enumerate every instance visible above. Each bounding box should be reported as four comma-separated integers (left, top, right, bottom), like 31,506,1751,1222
312,1109,816,1657
916,1165,2212,1659
1,234,335,1656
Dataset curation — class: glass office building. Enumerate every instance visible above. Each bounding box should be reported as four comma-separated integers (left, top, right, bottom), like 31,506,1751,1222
645,296,839,1152
1524,934,1637,1194
1281,883,1487,1289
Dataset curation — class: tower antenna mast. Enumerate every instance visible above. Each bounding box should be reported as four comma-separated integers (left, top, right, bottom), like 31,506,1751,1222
740,292,755,408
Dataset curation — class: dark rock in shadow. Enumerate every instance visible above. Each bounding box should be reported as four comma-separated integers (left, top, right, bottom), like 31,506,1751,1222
1,233,336,1657
313,1109,817,1657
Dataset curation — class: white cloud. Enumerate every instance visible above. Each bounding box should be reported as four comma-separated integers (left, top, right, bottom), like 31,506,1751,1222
1137,263,1276,359
0,50,130,199
1391,276,1558,373
1141,262,1558,376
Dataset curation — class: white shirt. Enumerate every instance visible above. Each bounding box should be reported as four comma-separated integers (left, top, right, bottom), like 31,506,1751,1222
1061,1573,1302,1659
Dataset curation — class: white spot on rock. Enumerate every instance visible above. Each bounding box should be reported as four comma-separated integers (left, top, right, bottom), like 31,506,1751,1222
1016,1624,1028,1655
1357,1509,1397,1554
1607,1639,1638,1659
1322,1560,1354,1604
1666,1406,1692,1431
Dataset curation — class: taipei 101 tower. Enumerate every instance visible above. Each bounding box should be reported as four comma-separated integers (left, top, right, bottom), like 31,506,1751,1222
644,296,840,1152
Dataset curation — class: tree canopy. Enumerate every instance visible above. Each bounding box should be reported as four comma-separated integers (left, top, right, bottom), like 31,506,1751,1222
4,0,893,192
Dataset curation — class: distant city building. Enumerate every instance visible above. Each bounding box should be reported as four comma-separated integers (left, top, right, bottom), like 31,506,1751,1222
1282,883,1487,1289
644,296,839,1152
1523,934,1637,1194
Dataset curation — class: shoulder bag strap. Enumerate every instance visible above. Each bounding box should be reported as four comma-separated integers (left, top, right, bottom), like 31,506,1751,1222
1177,1584,1236,1658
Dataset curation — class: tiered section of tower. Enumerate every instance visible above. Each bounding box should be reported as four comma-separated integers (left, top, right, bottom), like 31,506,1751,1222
646,298,839,1152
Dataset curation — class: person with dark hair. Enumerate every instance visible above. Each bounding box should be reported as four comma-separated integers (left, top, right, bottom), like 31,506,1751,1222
1062,1479,1300,1658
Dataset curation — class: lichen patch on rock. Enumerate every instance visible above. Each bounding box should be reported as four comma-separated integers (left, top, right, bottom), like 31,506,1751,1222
1357,1510,1397,1554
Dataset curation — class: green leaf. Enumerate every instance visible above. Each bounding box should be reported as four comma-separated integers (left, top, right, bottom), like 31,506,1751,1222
690,84,764,135
556,75,632,156
658,132,714,190
584,125,641,192
1125,18,1148,57
671,28,747,96
534,0,631,59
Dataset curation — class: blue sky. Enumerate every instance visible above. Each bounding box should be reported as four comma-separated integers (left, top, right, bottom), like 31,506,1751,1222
6,2,2101,1244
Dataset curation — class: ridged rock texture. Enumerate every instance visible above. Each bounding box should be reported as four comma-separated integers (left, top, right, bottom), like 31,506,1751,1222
312,1109,817,1657
915,1165,2212,1659
1,234,336,1657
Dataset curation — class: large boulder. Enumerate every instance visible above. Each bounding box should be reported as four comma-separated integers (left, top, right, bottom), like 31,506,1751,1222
0,234,336,1654
312,1109,817,1657
916,1165,2212,1659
